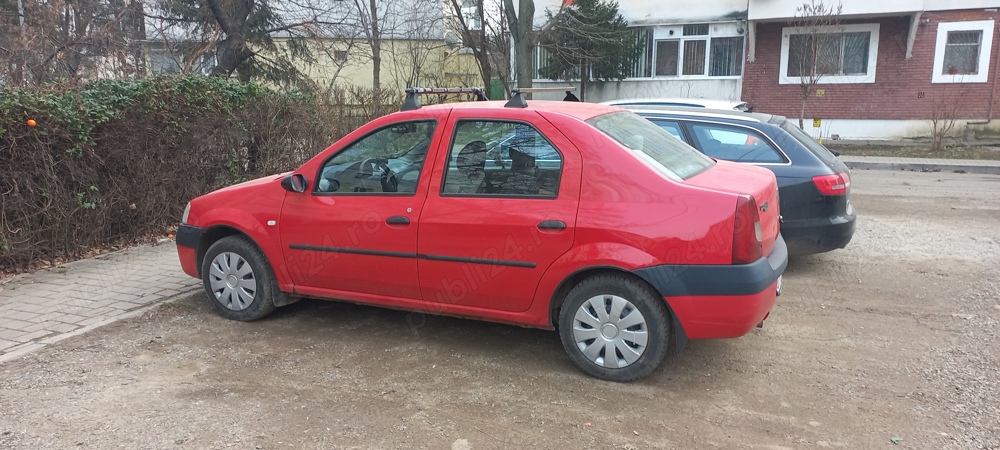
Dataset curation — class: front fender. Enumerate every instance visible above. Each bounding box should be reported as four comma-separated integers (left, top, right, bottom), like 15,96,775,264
192,207,293,293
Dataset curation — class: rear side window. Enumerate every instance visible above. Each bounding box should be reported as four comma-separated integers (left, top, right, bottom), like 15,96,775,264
779,120,841,167
441,120,562,198
689,123,786,164
587,112,714,181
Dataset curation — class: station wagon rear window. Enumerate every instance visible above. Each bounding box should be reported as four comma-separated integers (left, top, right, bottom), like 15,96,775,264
587,112,714,181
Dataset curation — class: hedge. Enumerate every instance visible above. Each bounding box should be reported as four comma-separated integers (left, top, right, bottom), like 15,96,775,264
0,75,368,272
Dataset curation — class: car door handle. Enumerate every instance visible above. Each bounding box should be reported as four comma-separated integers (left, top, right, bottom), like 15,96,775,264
386,216,410,225
537,220,566,230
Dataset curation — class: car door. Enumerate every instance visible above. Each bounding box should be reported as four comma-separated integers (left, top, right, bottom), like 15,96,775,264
416,115,582,313
279,119,439,300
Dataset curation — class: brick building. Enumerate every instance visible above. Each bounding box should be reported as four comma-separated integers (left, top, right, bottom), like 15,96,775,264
743,0,999,140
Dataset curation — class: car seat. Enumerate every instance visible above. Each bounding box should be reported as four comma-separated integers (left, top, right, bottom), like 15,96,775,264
449,141,487,194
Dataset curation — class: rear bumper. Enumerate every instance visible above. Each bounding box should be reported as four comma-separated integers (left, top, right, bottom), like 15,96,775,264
633,234,787,340
782,211,856,256
176,224,205,278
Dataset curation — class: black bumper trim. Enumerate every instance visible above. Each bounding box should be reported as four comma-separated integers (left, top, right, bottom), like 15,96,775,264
177,224,205,249
633,234,788,297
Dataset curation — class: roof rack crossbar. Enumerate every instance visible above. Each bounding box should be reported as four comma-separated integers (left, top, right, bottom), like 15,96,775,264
504,86,577,108
401,87,487,111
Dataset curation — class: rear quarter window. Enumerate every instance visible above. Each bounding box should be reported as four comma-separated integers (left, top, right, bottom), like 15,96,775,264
587,112,714,181
779,120,841,167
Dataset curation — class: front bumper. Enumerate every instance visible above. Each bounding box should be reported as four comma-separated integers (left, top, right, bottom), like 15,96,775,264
176,224,205,278
633,234,788,340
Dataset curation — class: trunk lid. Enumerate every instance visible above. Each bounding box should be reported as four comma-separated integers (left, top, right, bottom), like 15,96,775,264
686,160,781,256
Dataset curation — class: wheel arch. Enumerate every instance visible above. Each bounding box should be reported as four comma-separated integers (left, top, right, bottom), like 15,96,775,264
549,266,689,355
195,225,253,277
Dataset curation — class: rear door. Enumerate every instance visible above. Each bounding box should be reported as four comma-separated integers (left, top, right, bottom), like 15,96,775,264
416,114,582,313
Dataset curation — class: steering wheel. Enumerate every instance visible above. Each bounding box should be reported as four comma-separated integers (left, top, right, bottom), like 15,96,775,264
376,161,398,192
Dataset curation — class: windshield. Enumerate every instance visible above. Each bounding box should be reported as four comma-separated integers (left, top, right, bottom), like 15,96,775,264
587,112,714,181
779,119,841,167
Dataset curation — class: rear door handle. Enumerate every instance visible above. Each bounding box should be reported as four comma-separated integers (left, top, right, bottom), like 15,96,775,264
386,216,410,225
537,220,566,230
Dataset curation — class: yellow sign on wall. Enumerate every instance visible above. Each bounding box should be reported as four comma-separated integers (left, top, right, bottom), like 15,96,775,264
813,118,822,127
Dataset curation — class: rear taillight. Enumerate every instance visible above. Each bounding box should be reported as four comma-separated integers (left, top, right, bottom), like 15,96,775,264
733,193,763,264
812,172,850,196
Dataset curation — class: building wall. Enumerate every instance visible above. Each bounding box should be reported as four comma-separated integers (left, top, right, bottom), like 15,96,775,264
742,10,1000,139
275,38,479,94
531,78,743,102
749,0,1000,21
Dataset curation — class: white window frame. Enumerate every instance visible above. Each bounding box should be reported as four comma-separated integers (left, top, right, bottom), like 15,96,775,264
650,24,744,80
931,20,995,84
779,23,880,85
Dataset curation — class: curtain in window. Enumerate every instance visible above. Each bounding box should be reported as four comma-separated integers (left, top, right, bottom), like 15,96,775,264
710,37,744,76
842,32,870,74
682,40,706,75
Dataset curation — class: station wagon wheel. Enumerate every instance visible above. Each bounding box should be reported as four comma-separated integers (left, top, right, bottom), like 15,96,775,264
201,235,278,321
558,274,670,382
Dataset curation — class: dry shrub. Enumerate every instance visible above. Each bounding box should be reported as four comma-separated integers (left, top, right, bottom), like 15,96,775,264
0,75,381,272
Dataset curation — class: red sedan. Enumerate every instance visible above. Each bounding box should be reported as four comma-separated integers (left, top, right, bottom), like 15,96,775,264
176,90,787,381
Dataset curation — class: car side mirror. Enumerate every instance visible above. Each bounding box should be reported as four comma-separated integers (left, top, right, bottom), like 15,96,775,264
281,174,308,193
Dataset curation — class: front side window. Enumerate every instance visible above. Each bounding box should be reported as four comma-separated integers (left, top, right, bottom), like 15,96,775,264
315,121,435,195
441,121,562,198
779,23,879,84
587,112,714,181
932,20,995,84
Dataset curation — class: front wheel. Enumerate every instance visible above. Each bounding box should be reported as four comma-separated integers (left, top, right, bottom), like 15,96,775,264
201,236,278,321
558,274,671,382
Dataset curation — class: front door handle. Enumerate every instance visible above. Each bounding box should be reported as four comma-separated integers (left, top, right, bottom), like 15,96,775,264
386,216,410,225
537,220,566,230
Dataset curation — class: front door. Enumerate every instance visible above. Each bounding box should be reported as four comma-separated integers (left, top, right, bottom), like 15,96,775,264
280,120,437,300
417,118,581,312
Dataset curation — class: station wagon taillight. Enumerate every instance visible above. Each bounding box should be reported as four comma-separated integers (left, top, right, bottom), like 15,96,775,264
733,193,763,265
812,172,850,196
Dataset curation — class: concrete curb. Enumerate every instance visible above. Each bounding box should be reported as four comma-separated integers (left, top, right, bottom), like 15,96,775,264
843,161,1000,175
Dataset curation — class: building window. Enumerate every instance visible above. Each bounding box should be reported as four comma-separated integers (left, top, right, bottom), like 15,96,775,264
932,20,995,84
334,50,348,63
779,23,879,84
710,37,744,76
650,23,743,78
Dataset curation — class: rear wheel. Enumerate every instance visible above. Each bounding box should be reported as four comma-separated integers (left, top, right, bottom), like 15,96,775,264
201,236,278,321
558,274,671,381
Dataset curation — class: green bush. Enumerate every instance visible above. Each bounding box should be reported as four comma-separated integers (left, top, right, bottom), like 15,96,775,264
0,75,369,272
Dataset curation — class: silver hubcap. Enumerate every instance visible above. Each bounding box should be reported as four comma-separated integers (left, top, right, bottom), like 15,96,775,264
208,252,257,311
572,294,648,369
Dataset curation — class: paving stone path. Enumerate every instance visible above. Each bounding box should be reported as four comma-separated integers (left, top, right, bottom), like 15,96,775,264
0,240,199,362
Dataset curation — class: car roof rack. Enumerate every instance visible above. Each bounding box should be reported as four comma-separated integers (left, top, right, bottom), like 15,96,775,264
504,86,577,108
401,87,487,111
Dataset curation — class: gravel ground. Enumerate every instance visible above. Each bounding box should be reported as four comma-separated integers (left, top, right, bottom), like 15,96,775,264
1,169,998,449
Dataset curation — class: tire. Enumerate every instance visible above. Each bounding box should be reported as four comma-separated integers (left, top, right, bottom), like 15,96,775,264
201,235,279,321
558,274,671,382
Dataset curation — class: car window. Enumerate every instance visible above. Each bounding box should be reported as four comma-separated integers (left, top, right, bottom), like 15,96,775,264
648,119,685,141
689,123,786,164
587,112,714,181
315,121,434,195
778,119,841,166
442,120,562,197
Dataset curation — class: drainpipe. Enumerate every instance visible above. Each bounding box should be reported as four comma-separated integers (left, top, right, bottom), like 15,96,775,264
988,30,1000,122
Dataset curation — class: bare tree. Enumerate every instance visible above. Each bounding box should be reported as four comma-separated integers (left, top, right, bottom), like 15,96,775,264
0,0,145,86
789,0,843,128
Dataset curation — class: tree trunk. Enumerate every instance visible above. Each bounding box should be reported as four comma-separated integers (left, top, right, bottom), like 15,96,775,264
504,0,534,92
369,0,382,114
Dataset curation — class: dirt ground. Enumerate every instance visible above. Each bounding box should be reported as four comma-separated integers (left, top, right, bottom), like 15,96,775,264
1,170,998,449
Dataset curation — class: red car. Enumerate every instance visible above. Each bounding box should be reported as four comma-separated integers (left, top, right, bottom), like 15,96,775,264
176,89,787,381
